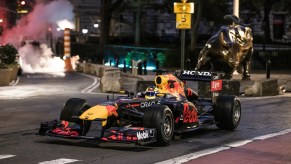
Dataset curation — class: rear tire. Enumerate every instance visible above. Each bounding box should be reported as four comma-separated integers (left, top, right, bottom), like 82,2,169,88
60,98,91,135
214,95,241,130
143,105,174,146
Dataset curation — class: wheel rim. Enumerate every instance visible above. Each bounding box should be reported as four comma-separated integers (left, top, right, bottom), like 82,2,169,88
163,114,172,138
233,102,241,124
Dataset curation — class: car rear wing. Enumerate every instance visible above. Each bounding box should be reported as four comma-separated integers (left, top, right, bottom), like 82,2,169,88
176,70,225,103
176,70,224,82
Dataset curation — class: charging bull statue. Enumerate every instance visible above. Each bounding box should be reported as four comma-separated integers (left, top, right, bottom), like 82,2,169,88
195,15,253,80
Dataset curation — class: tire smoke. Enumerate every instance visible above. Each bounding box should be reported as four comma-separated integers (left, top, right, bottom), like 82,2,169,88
2,0,74,73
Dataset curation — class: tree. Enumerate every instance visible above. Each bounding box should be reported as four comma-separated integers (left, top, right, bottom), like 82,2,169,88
130,0,150,46
189,0,202,52
98,0,123,63
161,0,228,68
189,0,229,54
240,0,284,43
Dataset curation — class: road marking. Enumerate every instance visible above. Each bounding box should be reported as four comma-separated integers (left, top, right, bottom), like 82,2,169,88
157,147,230,164
26,73,65,79
0,154,16,160
39,158,80,164
79,73,100,93
225,139,253,147
156,128,291,164
253,128,291,140
10,77,19,86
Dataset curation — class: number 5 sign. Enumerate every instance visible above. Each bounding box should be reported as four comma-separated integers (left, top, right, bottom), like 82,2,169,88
176,13,191,29
174,1,194,29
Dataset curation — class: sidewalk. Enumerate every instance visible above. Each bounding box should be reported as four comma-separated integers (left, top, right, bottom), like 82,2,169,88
232,70,291,92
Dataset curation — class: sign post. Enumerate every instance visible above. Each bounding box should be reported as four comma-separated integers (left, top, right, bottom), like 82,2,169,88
174,0,194,69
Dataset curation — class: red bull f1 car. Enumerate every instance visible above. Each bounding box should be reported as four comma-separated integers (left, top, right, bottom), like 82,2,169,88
39,70,241,146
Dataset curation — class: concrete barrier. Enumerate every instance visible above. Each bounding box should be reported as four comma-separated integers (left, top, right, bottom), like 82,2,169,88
120,72,149,93
76,62,85,72
244,79,279,96
100,67,121,92
76,62,283,96
76,63,122,92
78,63,106,77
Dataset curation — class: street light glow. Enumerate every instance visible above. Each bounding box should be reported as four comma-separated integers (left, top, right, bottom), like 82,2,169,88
20,0,26,5
57,19,74,30
82,29,88,34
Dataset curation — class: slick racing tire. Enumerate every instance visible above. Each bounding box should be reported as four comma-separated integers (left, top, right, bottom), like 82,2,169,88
143,105,174,146
214,95,241,130
60,98,91,135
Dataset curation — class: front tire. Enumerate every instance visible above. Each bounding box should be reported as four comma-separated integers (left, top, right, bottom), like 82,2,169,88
60,98,91,135
143,105,174,146
214,95,241,130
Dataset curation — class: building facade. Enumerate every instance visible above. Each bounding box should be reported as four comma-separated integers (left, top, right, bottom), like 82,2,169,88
2,0,291,43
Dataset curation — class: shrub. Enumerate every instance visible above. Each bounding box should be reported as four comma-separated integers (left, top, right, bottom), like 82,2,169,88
0,44,18,69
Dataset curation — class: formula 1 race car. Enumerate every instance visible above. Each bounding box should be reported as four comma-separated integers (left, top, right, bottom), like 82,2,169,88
39,70,241,146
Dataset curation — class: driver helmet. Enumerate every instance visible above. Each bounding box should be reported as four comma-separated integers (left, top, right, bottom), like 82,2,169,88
145,86,158,99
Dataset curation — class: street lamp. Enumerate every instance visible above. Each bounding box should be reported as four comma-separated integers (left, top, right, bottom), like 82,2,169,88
82,29,88,34
20,0,26,6
17,0,28,14
0,18,3,36
233,0,239,17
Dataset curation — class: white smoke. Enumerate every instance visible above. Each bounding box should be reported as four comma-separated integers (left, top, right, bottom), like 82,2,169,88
18,42,65,73
2,0,74,73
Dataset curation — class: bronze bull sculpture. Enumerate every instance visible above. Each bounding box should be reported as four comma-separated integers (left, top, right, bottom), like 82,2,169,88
195,15,253,80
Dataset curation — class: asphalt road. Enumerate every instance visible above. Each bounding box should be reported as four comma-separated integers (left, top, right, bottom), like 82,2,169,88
0,72,291,164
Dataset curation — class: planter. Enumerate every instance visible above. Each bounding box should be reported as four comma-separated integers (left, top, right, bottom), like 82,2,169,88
0,68,13,86
10,65,19,82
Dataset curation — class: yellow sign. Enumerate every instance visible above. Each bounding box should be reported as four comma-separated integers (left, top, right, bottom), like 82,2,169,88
174,2,194,13
17,10,28,14
176,13,191,29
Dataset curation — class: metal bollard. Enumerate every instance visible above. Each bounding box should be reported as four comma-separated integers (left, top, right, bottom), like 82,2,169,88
132,60,137,75
186,58,191,69
137,61,143,75
143,60,147,75
266,60,271,79
123,60,126,73
115,58,119,67
156,60,160,70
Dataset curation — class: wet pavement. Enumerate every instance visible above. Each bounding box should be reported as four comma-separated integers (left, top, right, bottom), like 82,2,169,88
1,70,291,163
136,70,291,164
